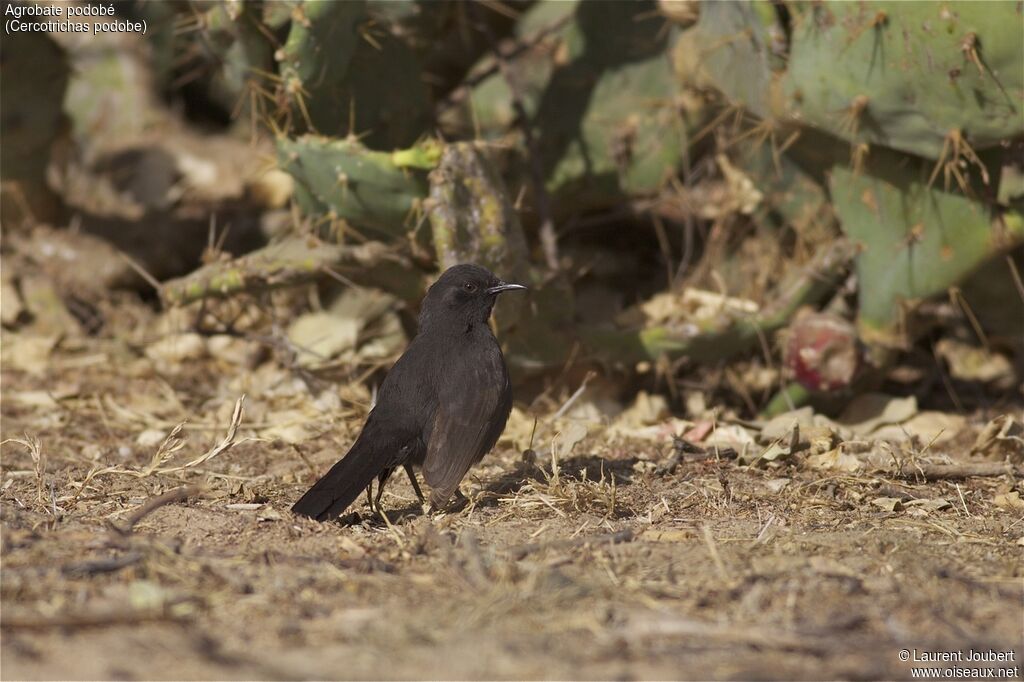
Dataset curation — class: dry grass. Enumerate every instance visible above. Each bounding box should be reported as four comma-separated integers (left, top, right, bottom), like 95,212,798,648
2,332,1023,680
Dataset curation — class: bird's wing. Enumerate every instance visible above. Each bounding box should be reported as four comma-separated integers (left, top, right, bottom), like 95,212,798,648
422,355,509,506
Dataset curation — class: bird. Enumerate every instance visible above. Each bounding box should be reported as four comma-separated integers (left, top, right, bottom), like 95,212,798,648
291,263,527,522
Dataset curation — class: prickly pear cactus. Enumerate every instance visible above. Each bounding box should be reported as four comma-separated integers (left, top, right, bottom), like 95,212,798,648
454,0,698,214
695,1,1024,163
0,29,69,225
830,148,1024,345
277,0,431,149
214,1,278,113
781,1,1024,162
535,1,687,208
690,0,1024,346
277,135,440,239
689,0,785,119
276,1,362,117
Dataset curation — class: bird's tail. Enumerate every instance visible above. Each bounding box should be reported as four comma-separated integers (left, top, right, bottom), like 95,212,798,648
291,431,389,522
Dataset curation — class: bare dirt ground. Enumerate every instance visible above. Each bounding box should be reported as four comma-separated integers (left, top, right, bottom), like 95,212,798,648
2,335,1022,681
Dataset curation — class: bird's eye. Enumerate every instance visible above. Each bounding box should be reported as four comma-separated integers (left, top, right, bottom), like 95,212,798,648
463,282,478,292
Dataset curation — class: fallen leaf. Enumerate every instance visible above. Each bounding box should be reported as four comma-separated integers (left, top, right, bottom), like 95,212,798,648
1,275,25,327
760,408,815,442
128,581,174,610
806,448,865,472
871,411,966,445
557,421,589,453
764,478,791,493
616,391,669,428
644,529,693,542
287,312,359,367
705,423,757,449
8,390,59,409
972,416,1024,462
207,335,262,366
838,394,918,436
935,339,1014,384
993,491,1024,510
904,498,952,512
145,333,207,365
750,440,793,465
3,333,60,375
683,421,714,442
287,288,404,369
257,507,284,522
871,497,903,512
136,429,168,447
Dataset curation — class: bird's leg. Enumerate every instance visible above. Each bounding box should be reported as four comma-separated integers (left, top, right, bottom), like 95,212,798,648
403,462,426,504
365,482,375,512
374,468,394,511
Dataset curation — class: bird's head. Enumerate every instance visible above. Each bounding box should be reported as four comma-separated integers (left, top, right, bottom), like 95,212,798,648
419,264,527,330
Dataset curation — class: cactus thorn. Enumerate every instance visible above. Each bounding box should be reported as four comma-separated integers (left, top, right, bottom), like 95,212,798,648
959,32,987,77
928,128,989,194
843,10,888,50
837,95,870,139
357,19,385,52
851,143,870,176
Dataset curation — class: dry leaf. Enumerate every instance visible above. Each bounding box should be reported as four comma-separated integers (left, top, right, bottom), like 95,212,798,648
838,394,917,436
904,498,952,512
972,416,1024,462
760,408,815,442
705,423,757,449
557,421,589,453
935,339,1014,384
644,529,694,543
871,497,903,512
871,411,966,445
8,391,60,409
993,491,1024,510
806,448,864,472
145,333,207,365
616,391,669,429
3,333,60,375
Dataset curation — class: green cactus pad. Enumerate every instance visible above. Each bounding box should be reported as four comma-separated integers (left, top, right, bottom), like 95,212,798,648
830,150,1024,344
535,1,685,208
277,0,431,148
690,0,784,118
782,1,1024,162
0,29,68,224
277,135,439,238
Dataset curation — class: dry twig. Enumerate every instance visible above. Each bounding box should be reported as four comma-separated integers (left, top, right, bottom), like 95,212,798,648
109,485,203,535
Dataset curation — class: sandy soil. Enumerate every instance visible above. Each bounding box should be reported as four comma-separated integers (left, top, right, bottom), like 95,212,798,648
2,341,1022,681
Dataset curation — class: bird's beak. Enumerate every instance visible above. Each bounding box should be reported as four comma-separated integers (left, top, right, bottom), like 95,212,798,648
486,281,528,295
